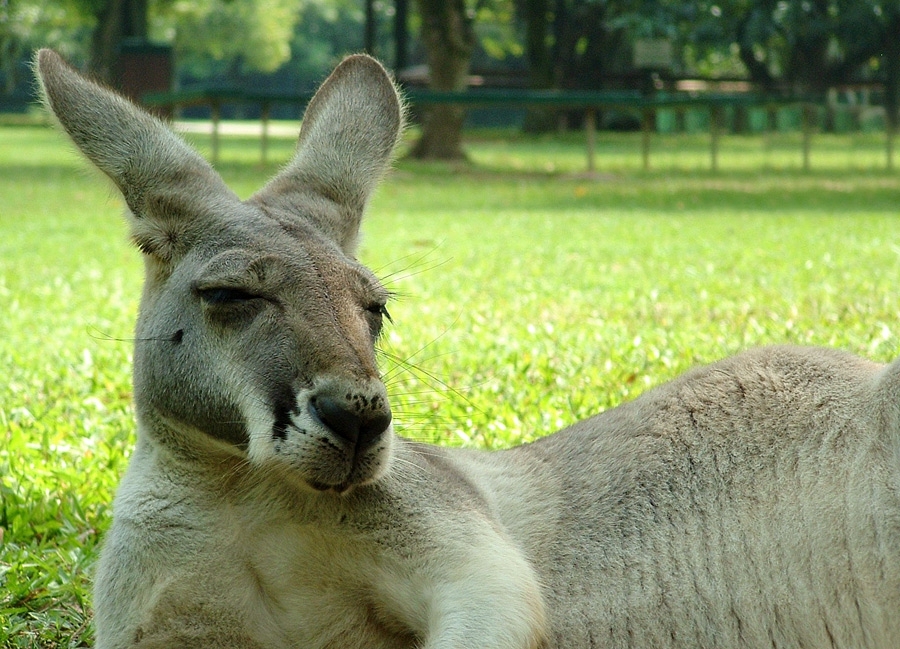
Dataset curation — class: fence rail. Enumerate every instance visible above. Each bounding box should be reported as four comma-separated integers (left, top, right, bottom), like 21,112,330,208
142,88,895,171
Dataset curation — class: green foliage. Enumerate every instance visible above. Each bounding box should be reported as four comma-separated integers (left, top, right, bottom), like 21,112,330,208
0,0,93,90
473,0,523,61
675,0,896,86
2,124,900,643
160,0,305,75
0,0,361,85
284,1,380,85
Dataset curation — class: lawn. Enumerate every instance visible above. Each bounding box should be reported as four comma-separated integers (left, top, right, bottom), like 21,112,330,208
2,122,900,646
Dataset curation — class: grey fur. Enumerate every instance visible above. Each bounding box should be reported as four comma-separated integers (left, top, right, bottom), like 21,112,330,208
36,49,900,649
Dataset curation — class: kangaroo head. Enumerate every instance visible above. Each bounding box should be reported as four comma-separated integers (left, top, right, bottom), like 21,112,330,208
36,50,403,493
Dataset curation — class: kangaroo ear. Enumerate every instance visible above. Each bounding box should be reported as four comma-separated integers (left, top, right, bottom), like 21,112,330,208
251,54,403,255
35,49,239,263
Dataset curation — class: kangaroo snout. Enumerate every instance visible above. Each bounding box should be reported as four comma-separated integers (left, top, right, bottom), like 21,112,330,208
263,376,395,491
309,390,392,450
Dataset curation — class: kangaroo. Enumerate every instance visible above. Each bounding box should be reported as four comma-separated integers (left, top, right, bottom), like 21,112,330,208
37,48,900,649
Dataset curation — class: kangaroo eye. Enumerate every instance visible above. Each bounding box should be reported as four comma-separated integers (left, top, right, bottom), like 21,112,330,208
369,303,392,324
197,287,258,305
365,303,392,338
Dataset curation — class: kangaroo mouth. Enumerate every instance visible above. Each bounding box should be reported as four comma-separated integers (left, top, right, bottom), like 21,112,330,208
256,382,395,492
309,480,354,494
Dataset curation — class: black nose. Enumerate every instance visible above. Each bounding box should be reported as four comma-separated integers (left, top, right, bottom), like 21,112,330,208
309,394,392,449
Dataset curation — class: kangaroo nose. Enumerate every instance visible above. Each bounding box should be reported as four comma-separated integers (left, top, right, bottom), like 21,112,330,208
309,394,392,449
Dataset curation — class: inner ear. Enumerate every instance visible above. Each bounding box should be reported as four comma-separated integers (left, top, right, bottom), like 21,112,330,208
129,210,189,261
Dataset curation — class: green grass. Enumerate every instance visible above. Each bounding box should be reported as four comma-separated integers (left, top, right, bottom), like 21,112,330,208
2,124,900,646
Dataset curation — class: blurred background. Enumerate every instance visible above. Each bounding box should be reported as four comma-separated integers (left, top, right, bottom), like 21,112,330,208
1,1,898,161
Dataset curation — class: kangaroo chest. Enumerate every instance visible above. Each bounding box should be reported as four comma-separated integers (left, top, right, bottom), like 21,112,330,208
237,509,426,648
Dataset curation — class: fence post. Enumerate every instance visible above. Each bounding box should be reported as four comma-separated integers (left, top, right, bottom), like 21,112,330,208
585,107,597,173
261,102,271,166
887,121,895,172
641,108,653,171
710,104,722,172
211,100,221,166
801,103,812,171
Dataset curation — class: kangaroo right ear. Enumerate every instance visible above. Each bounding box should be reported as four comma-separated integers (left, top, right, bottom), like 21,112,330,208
251,55,404,255
35,49,240,263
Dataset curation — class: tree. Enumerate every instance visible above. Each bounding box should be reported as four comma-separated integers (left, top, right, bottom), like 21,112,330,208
517,0,664,92
27,0,305,85
84,0,147,82
512,0,653,132
522,0,551,89
0,0,91,92
679,0,894,93
874,4,900,130
167,0,304,78
409,0,476,159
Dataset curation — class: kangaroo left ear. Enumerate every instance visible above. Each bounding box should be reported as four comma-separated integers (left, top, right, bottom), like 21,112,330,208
35,48,242,266
250,55,404,255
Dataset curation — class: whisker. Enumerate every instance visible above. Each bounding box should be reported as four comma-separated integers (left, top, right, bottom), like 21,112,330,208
369,245,437,276
87,327,172,344
380,258,452,288
380,350,460,385
379,349,481,414
372,244,449,286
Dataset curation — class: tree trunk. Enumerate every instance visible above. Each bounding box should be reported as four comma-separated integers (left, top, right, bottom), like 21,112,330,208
736,12,775,92
89,0,123,82
521,0,557,133
409,0,475,160
883,10,900,131
525,0,551,87
89,0,148,84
